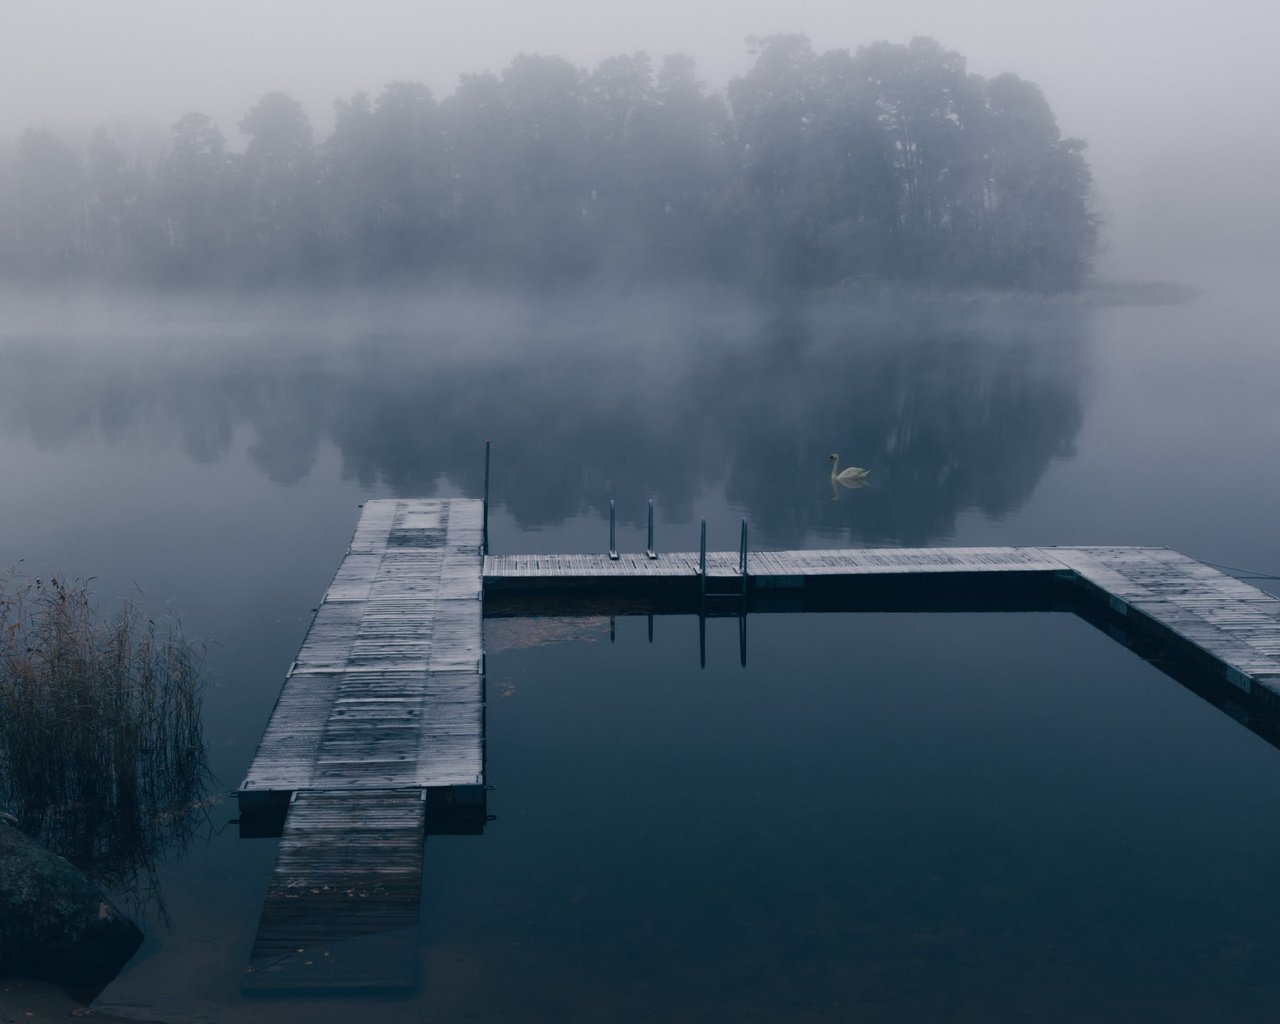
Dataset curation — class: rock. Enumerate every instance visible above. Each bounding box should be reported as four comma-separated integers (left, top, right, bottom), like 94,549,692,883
0,977,166,1023
0,822,143,1001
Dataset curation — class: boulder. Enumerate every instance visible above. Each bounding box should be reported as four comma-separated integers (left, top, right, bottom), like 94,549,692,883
0,821,143,1001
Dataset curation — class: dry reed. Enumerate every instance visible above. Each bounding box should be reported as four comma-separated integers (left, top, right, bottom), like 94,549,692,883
0,572,211,911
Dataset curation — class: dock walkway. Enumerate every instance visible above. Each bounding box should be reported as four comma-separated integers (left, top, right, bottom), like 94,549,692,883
240,500,1280,992
485,544,1280,699
484,545,1064,579
240,498,484,993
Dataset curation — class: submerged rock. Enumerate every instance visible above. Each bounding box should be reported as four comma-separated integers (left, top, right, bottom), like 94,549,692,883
0,821,143,1001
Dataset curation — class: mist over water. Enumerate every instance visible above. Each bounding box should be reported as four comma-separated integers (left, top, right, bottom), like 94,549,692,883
2,1,1280,1017
0,285,1087,545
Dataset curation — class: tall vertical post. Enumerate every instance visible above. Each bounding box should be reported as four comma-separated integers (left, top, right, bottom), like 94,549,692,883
482,440,491,555
646,499,656,559
609,500,619,560
739,519,750,660
699,519,707,596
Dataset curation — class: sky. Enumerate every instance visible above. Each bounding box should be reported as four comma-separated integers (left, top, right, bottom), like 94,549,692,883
2,0,1277,276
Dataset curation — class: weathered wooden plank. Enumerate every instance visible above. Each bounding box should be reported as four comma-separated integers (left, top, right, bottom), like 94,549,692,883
485,541,1280,692
242,498,485,796
484,545,1068,579
1053,546,1280,689
243,788,426,993
241,500,485,992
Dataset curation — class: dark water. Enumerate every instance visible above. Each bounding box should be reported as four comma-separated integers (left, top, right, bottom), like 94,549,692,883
2,281,1279,1022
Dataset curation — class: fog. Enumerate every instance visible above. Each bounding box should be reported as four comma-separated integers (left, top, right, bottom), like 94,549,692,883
0,284,1087,548
7,7,1280,1019
3,0,1277,279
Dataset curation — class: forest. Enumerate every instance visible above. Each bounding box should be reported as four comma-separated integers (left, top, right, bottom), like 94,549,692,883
0,35,1097,291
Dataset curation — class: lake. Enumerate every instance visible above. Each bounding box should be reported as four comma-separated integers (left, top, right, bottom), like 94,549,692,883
2,277,1280,1022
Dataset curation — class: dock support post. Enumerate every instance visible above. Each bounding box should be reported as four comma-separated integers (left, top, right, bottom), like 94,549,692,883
739,612,748,668
739,518,749,586
609,500,619,560
699,520,707,596
482,440,491,555
647,499,656,559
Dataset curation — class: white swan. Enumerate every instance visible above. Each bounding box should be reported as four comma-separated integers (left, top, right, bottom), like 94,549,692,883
829,453,869,486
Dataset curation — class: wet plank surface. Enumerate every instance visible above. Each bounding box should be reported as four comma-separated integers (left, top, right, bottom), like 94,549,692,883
240,499,483,993
1052,546,1280,695
243,789,426,993
484,545,1066,577
486,543,1280,696
243,499,484,794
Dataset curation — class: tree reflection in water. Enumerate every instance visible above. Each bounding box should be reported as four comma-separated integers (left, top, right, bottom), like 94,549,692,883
0,574,212,919
0,288,1086,547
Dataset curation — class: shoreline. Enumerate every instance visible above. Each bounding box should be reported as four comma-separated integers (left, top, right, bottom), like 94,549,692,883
0,978,163,1024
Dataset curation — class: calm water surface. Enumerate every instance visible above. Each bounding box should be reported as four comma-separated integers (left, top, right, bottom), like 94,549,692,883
2,280,1279,1022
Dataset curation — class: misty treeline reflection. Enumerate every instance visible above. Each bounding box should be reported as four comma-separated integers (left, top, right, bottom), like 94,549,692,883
1,292,1083,546
0,36,1093,292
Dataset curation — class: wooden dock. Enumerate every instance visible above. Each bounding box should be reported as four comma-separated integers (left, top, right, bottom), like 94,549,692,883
484,544,1280,700
484,545,1065,580
239,498,485,993
240,500,1280,993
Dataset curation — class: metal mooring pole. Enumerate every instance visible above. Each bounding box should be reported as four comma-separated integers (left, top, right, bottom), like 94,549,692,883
482,440,491,555
609,500,619,560
699,519,707,596
647,499,656,559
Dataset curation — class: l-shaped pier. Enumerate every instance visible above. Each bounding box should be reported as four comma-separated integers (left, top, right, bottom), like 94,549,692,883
239,498,1280,992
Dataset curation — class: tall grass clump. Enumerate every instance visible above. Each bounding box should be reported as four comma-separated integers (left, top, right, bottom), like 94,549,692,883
0,572,211,909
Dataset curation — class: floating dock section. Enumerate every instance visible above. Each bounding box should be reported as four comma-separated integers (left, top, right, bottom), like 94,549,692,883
484,544,1280,701
240,500,1280,992
239,499,485,993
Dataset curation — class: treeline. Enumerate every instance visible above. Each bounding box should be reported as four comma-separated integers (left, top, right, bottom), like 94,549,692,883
0,36,1097,291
